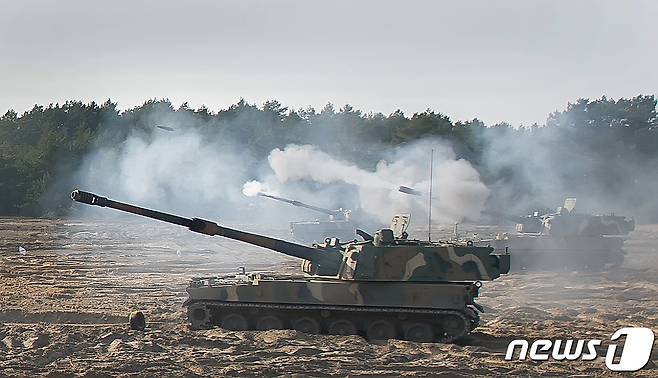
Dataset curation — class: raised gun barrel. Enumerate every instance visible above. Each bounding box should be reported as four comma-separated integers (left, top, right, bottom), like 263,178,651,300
71,190,343,275
256,192,348,220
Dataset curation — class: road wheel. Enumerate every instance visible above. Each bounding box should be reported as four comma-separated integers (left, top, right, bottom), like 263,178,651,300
256,315,283,330
187,303,210,329
221,313,248,331
442,315,466,338
328,319,357,336
404,322,434,343
366,320,396,341
292,316,321,334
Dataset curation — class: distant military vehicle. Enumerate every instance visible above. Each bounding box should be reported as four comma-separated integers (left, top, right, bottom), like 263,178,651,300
254,192,359,243
71,189,510,343
484,198,634,271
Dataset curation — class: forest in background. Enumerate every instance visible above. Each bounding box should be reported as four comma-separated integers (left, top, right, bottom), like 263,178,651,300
1,95,656,221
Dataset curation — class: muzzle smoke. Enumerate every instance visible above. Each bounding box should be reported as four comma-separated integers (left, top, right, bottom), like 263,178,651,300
244,141,489,224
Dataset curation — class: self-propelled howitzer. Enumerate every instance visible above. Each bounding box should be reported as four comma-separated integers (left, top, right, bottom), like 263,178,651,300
484,198,635,271
254,191,356,243
71,189,510,343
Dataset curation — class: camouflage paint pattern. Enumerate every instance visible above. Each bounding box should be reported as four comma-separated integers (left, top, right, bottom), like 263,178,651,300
339,242,509,282
485,198,634,271
513,198,635,237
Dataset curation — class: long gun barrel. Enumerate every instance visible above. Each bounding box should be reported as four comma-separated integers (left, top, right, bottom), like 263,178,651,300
71,190,342,273
256,192,345,219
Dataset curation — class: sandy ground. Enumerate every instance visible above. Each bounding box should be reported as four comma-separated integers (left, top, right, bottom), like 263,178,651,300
0,218,657,377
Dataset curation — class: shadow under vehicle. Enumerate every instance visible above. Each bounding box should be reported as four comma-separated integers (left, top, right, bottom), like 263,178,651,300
483,198,634,271
255,192,361,244
71,190,510,343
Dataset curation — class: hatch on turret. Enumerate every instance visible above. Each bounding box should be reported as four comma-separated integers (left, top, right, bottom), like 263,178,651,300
390,214,410,238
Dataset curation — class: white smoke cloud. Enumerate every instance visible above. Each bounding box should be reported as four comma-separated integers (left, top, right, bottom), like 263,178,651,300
76,128,250,219
74,111,488,232
251,141,489,225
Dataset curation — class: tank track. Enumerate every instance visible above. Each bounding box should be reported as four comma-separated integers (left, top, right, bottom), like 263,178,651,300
187,300,478,343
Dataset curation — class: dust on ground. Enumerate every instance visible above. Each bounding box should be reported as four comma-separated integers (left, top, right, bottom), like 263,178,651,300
0,218,657,376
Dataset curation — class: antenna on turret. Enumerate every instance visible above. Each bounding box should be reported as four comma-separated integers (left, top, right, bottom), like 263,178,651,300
428,149,434,242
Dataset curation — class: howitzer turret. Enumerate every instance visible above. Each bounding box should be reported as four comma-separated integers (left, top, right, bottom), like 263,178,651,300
71,189,510,343
482,198,635,271
252,191,358,243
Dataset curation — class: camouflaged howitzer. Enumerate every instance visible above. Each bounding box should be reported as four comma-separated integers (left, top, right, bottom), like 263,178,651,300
71,190,510,343
484,198,635,271
254,192,358,243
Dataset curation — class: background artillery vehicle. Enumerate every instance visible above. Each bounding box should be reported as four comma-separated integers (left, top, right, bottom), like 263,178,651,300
483,198,634,271
254,191,360,244
71,189,510,343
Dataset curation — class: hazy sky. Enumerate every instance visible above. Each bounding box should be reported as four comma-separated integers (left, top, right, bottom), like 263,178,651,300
1,0,656,125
